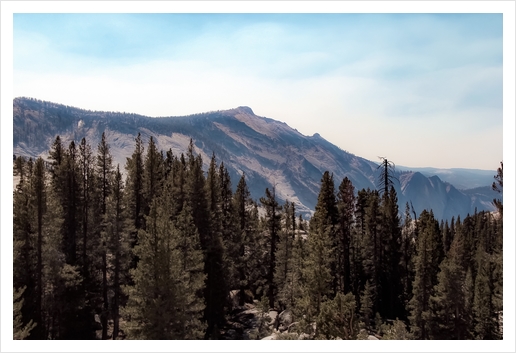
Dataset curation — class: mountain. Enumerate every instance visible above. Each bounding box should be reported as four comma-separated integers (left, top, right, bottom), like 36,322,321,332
12,97,499,220
397,166,497,190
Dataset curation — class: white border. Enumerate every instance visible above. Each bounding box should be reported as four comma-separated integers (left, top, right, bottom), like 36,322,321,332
1,1,514,352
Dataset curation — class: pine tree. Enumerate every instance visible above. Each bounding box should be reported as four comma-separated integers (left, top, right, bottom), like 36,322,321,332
473,250,500,339
400,202,416,315
379,187,404,320
426,230,472,339
203,153,228,337
48,136,65,193
77,137,100,338
491,161,503,216
13,158,38,338
33,157,46,339
376,157,398,196
96,133,116,339
310,171,339,296
303,224,333,315
317,292,358,339
409,210,443,339
360,280,375,329
260,186,282,309
104,164,131,339
96,132,114,215
362,189,382,316
172,202,207,339
63,141,81,266
142,136,163,217
13,287,37,339
125,132,145,239
336,177,355,295
123,198,206,339
232,173,255,305
40,178,66,339
283,209,305,313
275,201,296,310
218,162,238,293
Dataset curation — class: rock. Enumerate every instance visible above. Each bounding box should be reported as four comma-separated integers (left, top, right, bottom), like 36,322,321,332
229,290,240,308
267,310,279,329
286,321,299,333
367,335,379,340
278,309,293,328
298,333,310,340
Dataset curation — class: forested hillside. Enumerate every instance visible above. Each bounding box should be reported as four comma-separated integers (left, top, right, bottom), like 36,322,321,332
13,133,503,340
13,97,499,221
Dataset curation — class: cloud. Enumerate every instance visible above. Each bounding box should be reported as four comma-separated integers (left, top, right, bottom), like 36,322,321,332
13,13,503,169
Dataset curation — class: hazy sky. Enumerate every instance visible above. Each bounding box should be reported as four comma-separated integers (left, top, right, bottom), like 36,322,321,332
12,12,504,170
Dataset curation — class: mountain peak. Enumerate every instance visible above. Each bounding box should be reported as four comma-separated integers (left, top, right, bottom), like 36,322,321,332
13,98,497,220
235,106,254,115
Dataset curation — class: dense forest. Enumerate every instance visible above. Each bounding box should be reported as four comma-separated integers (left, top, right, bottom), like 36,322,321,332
13,133,503,340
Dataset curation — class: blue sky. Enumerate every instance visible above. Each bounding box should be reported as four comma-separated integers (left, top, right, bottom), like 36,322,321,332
13,12,504,169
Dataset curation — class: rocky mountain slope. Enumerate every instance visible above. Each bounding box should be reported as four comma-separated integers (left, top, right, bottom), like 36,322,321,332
13,97,499,220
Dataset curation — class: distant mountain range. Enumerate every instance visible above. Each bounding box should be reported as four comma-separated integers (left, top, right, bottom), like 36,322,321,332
13,97,500,221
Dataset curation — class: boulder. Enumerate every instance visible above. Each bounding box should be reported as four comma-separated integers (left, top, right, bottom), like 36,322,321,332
278,309,293,331
267,310,279,329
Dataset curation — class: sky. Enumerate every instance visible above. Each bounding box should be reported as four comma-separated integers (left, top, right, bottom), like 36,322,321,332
11,11,505,170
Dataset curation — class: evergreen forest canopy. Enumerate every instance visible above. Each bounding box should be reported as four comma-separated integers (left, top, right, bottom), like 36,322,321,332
13,133,503,340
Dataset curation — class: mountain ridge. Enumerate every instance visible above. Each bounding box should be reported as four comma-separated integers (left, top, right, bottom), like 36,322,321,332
12,97,499,220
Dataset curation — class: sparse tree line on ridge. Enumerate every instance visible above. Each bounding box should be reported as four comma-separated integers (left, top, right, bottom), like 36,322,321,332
13,133,503,340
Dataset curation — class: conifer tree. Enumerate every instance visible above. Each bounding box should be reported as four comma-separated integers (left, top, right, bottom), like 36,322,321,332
426,230,472,339
13,158,37,338
96,133,115,339
260,186,282,308
379,187,404,320
400,202,416,313
63,141,81,266
362,190,382,316
492,161,503,216
125,132,145,237
360,280,374,329
33,157,46,339
123,196,206,339
232,174,255,305
376,157,397,196
143,136,163,217
317,292,358,339
336,177,355,294
13,287,37,339
96,132,114,215
284,214,305,312
218,162,238,292
171,203,207,339
77,137,100,337
303,224,334,315
409,210,443,339
310,171,339,296
104,164,131,339
48,136,65,193
203,153,228,337
473,250,499,339
78,138,94,279
275,201,296,310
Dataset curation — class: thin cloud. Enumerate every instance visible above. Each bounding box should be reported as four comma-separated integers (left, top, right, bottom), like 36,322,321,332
13,13,503,169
